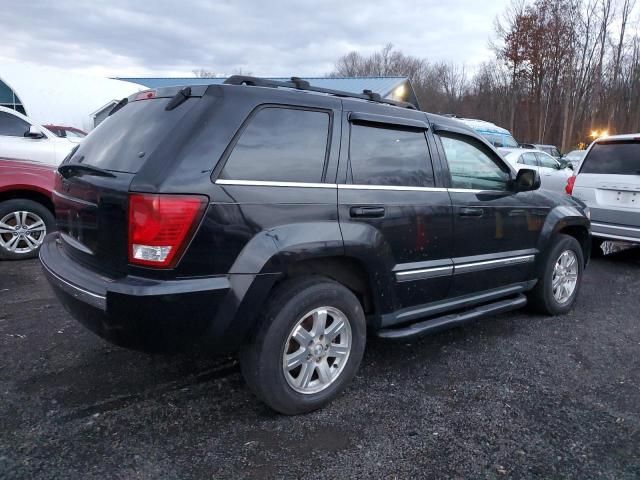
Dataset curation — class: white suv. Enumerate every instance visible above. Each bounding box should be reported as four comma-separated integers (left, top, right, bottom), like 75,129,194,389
569,134,640,250
0,106,76,165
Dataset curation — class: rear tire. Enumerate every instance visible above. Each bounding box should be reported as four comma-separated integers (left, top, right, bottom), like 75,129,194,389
239,276,366,415
527,234,584,315
0,199,55,260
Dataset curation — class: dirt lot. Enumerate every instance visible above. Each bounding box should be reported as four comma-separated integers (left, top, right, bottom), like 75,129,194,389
1,248,639,479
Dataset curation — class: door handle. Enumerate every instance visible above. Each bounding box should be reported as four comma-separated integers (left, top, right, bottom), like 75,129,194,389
350,206,385,218
459,207,484,217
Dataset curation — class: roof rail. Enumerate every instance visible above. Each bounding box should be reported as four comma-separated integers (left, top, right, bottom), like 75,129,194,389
223,75,417,110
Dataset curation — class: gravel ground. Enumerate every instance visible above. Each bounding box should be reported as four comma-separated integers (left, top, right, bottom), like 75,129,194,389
0,247,639,479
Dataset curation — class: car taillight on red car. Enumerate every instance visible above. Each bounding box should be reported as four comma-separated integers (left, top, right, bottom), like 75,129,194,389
128,193,207,268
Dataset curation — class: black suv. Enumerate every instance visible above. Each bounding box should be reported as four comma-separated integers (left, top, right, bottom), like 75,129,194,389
40,77,590,414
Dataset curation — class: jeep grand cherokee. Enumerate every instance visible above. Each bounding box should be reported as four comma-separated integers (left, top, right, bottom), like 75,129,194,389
40,77,591,414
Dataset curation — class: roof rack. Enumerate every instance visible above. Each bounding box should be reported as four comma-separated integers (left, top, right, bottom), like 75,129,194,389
223,75,417,110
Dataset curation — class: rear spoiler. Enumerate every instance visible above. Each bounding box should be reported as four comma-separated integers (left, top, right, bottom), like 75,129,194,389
109,84,210,117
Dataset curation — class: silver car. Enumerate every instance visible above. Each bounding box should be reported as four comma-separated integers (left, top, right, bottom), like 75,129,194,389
499,147,573,194
570,134,640,247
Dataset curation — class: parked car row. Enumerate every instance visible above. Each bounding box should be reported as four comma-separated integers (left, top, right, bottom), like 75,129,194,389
456,117,587,186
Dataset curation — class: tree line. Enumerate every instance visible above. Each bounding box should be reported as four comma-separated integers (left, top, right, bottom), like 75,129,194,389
330,0,639,151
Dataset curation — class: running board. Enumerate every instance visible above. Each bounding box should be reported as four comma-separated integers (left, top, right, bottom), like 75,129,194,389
377,294,527,340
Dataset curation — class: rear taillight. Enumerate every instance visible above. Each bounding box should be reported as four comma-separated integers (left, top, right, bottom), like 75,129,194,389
128,193,207,268
565,176,576,195
133,90,157,101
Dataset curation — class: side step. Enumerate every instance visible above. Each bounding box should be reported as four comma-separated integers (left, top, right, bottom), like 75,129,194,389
377,294,527,340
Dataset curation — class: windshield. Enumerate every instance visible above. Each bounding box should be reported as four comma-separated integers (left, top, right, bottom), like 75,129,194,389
580,140,640,175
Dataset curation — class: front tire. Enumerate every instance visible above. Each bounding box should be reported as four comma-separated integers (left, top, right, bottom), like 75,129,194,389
0,199,55,260
528,234,584,315
239,276,366,415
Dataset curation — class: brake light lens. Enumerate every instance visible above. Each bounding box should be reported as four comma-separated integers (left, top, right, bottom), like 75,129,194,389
565,176,576,195
133,90,157,101
128,193,207,268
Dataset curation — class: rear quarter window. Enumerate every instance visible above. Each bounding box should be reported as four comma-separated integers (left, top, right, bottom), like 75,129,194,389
220,107,330,183
580,140,640,175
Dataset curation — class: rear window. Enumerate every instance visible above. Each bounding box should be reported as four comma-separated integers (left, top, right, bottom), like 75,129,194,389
69,98,196,173
580,140,640,175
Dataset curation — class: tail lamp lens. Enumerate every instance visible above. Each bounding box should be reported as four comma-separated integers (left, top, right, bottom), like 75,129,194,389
133,90,157,101
128,193,207,268
565,176,576,195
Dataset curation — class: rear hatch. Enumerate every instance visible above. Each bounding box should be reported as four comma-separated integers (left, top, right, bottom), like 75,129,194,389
573,138,640,225
54,87,203,276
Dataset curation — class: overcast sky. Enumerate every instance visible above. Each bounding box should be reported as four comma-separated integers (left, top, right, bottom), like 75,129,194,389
1,0,510,78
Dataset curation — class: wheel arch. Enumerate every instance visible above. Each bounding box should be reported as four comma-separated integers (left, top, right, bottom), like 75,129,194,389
538,206,591,267
0,189,55,215
281,256,380,317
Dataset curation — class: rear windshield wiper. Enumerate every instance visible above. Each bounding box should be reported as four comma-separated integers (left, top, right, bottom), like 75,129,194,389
58,162,116,179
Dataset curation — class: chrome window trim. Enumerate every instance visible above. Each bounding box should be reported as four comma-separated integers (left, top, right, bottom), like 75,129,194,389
215,179,509,195
339,184,448,193
591,222,640,233
447,188,486,194
454,254,535,273
395,265,453,282
215,179,336,189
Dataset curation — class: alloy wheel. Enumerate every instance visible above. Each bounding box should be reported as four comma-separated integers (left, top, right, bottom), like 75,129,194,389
282,306,352,395
552,250,578,304
0,211,47,255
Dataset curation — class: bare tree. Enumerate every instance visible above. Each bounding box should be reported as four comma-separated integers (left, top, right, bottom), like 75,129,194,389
193,69,217,78
328,0,640,150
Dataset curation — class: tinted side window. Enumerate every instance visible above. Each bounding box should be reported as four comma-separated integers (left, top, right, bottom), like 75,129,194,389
349,124,434,187
580,141,640,175
221,107,330,183
439,134,510,191
0,112,29,137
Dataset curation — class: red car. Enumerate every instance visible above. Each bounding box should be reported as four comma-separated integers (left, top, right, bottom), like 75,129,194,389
0,158,56,260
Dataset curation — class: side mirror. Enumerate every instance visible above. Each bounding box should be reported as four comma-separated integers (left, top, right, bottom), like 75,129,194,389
514,168,541,192
25,125,45,139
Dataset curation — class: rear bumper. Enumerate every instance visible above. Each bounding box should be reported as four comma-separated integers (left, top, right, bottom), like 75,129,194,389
40,234,243,353
591,221,640,243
